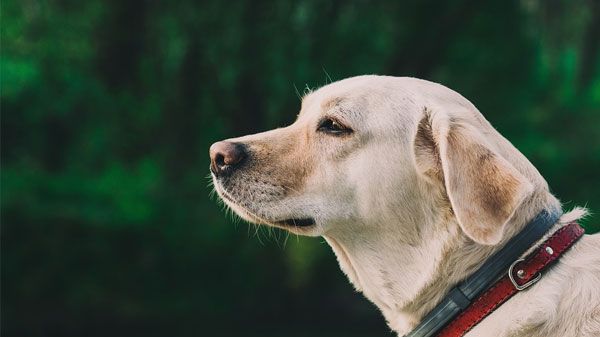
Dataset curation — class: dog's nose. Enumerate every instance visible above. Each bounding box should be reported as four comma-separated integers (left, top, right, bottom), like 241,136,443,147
209,141,247,177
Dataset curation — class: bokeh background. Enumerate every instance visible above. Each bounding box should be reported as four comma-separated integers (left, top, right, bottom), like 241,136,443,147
2,0,599,336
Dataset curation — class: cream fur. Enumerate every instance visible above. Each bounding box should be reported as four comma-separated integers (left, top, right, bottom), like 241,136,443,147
211,76,600,336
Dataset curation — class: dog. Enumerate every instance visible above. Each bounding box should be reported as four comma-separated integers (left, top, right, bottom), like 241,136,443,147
209,75,600,336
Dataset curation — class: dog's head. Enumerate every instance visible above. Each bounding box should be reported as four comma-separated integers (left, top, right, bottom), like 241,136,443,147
210,75,549,245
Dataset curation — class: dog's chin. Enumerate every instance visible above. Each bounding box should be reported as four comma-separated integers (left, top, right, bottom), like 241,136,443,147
213,181,319,235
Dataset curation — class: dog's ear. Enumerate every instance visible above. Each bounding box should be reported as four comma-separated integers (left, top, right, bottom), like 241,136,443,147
415,109,533,245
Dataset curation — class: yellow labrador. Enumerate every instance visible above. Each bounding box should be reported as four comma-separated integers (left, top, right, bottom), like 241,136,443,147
209,76,600,336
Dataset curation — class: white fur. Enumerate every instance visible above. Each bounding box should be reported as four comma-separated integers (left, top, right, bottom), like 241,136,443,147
211,76,600,336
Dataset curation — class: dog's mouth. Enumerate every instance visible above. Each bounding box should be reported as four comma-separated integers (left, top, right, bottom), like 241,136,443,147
274,217,316,228
214,181,316,229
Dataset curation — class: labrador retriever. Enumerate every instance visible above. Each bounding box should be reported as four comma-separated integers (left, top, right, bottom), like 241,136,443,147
209,76,600,336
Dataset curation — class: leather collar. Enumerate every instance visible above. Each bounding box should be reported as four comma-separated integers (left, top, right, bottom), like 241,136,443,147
404,209,583,337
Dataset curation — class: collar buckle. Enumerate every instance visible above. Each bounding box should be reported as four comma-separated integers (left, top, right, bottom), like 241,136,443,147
508,258,542,291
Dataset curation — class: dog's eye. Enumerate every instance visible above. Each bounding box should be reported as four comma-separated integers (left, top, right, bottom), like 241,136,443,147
317,118,352,135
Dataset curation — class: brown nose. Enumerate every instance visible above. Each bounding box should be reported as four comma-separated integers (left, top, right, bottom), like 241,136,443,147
209,141,247,177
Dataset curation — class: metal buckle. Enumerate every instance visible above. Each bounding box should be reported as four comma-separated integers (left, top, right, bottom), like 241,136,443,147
508,258,542,291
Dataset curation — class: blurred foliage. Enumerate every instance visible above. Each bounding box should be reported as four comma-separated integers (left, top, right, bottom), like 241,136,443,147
1,0,599,336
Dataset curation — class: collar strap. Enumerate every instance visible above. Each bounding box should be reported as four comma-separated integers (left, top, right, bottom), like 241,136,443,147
437,221,584,337
405,209,563,337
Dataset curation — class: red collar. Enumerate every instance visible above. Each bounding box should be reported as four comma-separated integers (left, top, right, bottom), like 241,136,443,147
437,222,585,337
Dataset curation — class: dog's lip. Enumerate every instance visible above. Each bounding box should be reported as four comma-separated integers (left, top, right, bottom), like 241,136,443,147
214,182,316,228
274,217,316,227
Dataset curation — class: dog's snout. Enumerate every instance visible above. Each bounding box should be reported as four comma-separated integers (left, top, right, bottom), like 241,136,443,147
209,141,247,176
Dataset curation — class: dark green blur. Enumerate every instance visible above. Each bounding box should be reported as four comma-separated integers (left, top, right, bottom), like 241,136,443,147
2,0,599,336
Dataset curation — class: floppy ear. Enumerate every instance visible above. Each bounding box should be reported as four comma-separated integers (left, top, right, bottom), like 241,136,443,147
415,109,533,245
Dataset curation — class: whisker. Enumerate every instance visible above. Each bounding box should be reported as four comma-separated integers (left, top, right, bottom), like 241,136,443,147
293,83,302,101
322,66,333,84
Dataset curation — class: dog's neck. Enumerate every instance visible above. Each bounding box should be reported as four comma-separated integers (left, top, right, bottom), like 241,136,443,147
323,191,561,335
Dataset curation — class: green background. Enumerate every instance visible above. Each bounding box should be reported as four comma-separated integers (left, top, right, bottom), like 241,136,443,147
2,0,599,336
